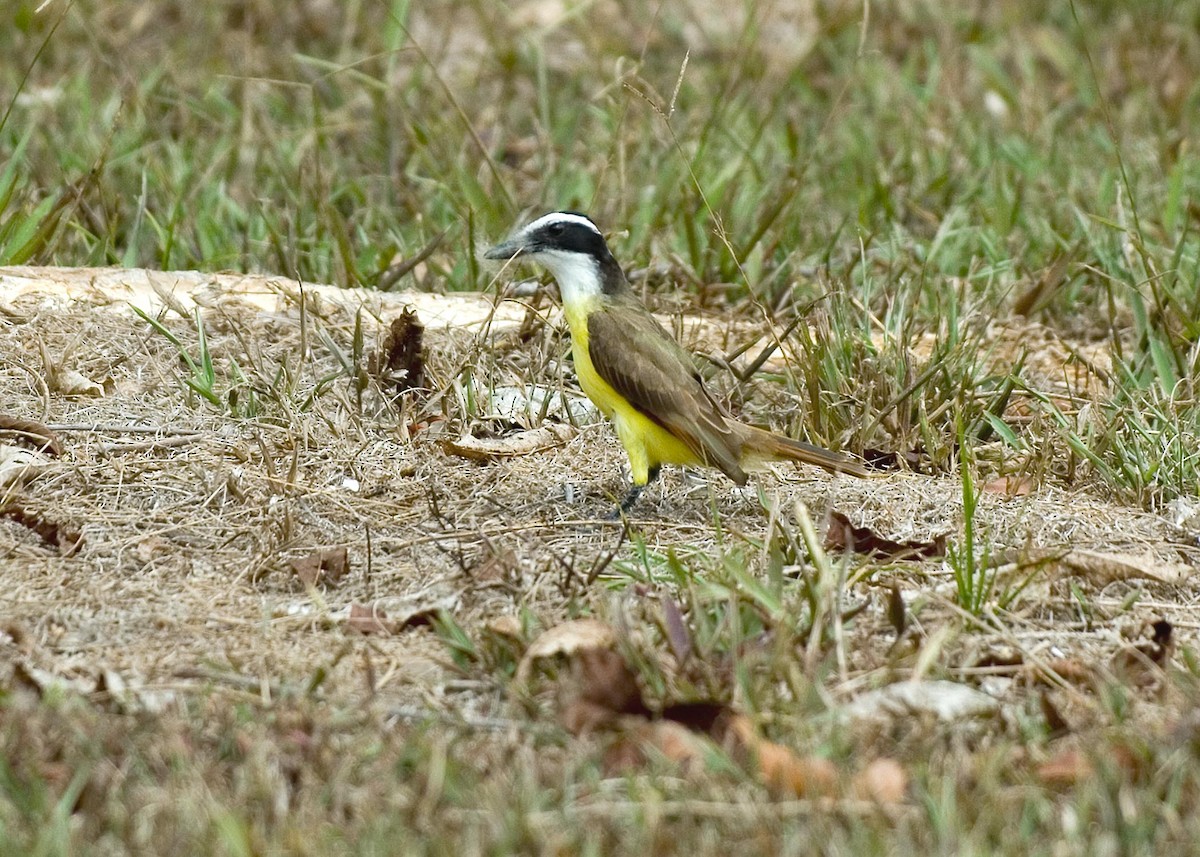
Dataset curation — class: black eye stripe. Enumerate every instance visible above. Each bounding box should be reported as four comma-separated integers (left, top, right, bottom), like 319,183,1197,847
531,221,609,258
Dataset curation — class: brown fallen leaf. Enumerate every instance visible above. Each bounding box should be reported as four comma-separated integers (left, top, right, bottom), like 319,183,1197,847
369,591,459,630
997,547,1189,586
1026,657,1094,687
560,647,651,734
1113,618,1175,687
290,547,351,588
549,642,850,800
371,307,426,395
485,615,523,639
982,474,1037,497
725,714,838,798
604,720,710,775
1036,748,1092,786
660,594,692,666
0,503,83,556
851,758,909,804
824,510,946,560
1036,743,1144,787
1039,692,1071,738
12,660,94,698
470,547,517,583
52,368,104,397
0,415,64,456
347,602,391,635
442,424,576,462
516,618,616,684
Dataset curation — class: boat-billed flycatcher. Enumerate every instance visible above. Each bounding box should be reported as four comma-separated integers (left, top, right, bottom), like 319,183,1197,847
485,211,869,513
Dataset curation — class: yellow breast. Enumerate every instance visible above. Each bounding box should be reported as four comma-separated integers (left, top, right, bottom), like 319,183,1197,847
562,300,702,482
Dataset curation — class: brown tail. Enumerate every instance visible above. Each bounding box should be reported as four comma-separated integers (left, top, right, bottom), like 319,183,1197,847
739,425,871,478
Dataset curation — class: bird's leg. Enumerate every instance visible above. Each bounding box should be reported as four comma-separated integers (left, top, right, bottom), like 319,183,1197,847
610,465,661,519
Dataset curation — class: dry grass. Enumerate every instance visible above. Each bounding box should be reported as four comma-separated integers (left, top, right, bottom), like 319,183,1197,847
5,0,1200,852
2,267,1200,854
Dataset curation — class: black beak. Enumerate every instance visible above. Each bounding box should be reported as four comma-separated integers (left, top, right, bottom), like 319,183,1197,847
483,238,528,261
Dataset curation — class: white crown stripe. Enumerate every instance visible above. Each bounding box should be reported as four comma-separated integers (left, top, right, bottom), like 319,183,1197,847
519,211,601,236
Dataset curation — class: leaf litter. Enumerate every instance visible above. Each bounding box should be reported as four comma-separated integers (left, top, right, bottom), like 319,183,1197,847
1,265,1199,820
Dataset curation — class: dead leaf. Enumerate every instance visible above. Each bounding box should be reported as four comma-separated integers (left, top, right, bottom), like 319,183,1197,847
53,368,103,397
1059,549,1187,586
485,615,523,639
971,646,1025,670
560,647,651,734
470,547,516,583
660,595,692,666
12,660,93,698
852,758,909,804
0,415,64,455
368,590,459,629
347,602,391,635
998,547,1189,586
371,307,425,395
724,714,838,798
1040,692,1070,737
1027,657,1094,687
442,424,575,462
0,621,33,654
824,510,946,560
842,680,999,725
517,618,616,684
1113,618,1175,686
604,720,709,775
133,536,172,564
762,744,839,798
0,445,51,488
289,547,350,588
982,474,1037,497
0,503,83,555
1037,748,1092,786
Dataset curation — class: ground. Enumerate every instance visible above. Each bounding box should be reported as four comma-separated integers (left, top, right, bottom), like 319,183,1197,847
5,0,1200,853
2,265,1199,854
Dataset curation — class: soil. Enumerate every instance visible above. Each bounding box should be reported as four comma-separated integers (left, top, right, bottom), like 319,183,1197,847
1,265,1197,733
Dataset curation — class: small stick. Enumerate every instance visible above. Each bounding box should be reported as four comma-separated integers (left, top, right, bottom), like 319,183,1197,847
100,435,213,454
44,423,202,435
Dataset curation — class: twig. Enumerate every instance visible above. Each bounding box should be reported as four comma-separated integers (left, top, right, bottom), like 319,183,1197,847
451,798,910,823
100,435,214,454
377,230,447,291
44,423,202,435
386,705,546,735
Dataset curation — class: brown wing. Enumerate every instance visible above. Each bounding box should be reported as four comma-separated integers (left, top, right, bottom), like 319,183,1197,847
586,303,746,482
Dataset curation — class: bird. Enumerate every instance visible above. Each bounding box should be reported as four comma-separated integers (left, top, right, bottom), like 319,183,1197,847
484,211,869,514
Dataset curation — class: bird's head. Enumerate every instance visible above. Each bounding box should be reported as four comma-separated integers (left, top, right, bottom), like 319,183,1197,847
485,211,624,302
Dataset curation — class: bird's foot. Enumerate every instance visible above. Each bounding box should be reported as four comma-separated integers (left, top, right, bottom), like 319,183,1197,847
607,484,646,520
606,466,660,520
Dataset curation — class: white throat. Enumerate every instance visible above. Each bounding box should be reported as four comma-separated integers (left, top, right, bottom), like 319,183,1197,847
536,249,604,309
